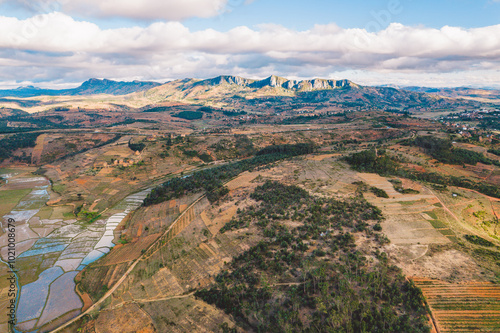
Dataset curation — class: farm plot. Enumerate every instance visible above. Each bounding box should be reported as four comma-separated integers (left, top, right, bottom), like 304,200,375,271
413,277,500,332
355,172,448,246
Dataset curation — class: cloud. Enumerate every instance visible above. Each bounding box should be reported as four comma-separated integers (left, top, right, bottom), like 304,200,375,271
1,0,230,20
64,0,229,20
0,12,500,87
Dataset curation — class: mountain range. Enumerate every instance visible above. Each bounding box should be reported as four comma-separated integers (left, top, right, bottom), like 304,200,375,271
0,78,161,98
1,75,497,113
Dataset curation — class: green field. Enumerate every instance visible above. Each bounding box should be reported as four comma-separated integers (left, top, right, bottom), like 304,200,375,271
0,188,31,218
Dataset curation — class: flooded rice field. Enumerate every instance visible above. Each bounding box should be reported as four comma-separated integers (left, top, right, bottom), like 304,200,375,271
0,169,150,332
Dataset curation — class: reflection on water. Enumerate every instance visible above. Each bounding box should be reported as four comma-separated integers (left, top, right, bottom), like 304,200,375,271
1,170,151,332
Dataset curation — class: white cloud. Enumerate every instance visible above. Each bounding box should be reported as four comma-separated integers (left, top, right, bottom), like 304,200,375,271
62,0,229,20
1,0,230,20
1,12,500,87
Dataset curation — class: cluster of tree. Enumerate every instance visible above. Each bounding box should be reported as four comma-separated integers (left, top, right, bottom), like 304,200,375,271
409,136,494,166
197,181,429,332
345,149,500,199
211,135,255,159
388,179,420,194
0,114,71,134
343,149,399,175
142,106,170,112
488,149,500,157
198,106,214,113
128,139,146,152
370,186,389,198
77,210,100,223
143,143,315,206
464,234,494,247
179,149,212,162
280,114,321,124
222,110,247,117
0,132,39,161
256,143,315,156
478,112,500,131
182,149,198,158
172,111,204,120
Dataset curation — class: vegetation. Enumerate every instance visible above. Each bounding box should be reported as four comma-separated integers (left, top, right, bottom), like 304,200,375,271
370,186,389,198
488,149,500,157
182,150,198,158
53,135,121,162
143,106,170,112
128,139,146,152
0,132,39,161
409,136,492,166
345,149,500,199
222,110,247,117
464,235,494,247
143,143,315,205
77,210,100,223
198,153,213,163
344,149,398,175
211,134,255,159
172,111,204,120
197,181,429,332
389,179,420,194
256,143,316,157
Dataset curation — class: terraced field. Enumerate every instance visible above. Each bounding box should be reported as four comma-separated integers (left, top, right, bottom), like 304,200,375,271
413,277,500,332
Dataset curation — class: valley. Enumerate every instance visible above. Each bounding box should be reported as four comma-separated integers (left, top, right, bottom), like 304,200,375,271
0,77,500,332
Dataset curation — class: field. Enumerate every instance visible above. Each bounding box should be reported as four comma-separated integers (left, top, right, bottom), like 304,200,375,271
2,103,500,332
0,188,31,219
414,277,500,332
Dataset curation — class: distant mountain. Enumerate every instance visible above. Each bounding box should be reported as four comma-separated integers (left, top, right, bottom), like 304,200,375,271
398,86,500,101
0,75,484,112
137,75,460,110
192,75,357,91
0,79,162,98
73,78,162,95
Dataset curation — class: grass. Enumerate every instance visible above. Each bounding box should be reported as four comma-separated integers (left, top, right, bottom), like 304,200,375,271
474,248,500,261
52,205,75,220
0,188,31,217
446,235,459,243
63,211,76,219
429,219,448,229
35,206,53,219
52,183,66,194
438,229,455,236
425,210,439,220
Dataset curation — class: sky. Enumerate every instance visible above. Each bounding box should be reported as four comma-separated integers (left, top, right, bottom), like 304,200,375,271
0,0,499,88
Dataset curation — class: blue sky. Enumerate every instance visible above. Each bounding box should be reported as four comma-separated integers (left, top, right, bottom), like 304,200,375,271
0,0,499,88
184,0,500,32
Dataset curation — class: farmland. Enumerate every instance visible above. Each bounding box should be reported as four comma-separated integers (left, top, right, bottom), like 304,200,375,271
413,277,500,332
0,86,500,332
